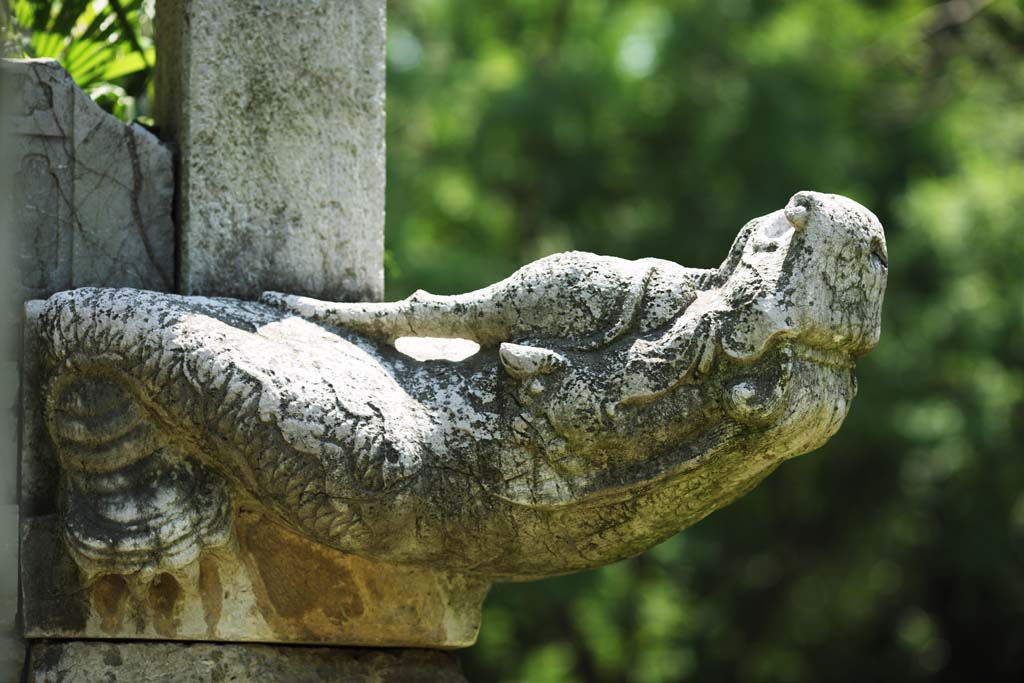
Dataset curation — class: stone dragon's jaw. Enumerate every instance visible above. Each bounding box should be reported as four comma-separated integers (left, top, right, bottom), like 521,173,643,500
742,346,859,468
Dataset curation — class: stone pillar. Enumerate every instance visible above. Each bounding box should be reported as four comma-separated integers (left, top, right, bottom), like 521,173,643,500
155,0,386,302
0,60,23,683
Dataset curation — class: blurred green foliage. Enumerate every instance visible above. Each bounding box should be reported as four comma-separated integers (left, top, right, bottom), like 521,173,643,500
12,0,1024,680
385,3,1024,680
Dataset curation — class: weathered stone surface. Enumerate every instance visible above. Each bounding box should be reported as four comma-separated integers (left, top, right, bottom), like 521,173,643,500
24,192,886,645
0,506,20,683
155,0,386,301
27,640,466,683
2,59,175,299
0,140,22,677
2,62,26,683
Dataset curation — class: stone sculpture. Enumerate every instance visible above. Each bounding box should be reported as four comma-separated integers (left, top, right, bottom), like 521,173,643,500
35,191,886,586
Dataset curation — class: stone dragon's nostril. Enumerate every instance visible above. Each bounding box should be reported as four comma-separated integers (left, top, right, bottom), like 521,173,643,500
785,205,809,230
784,192,815,230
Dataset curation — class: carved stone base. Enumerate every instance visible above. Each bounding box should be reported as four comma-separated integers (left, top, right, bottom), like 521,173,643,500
26,640,466,683
21,513,488,648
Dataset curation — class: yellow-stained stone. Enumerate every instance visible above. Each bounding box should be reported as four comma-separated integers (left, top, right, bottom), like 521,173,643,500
22,512,489,648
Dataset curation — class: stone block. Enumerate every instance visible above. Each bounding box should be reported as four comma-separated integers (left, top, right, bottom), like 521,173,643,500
0,505,21,683
20,510,487,648
155,0,386,301
27,640,467,683
2,59,175,299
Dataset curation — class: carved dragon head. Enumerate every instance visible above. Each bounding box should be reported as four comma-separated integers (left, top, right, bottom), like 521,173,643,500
718,191,888,364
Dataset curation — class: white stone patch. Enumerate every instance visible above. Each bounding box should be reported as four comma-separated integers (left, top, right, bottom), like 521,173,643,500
395,336,481,362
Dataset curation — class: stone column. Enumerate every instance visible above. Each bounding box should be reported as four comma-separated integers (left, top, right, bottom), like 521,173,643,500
155,0,386,301
0,61,22,683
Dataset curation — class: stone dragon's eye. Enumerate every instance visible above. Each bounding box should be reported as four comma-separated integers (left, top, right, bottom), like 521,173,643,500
869,237,888,270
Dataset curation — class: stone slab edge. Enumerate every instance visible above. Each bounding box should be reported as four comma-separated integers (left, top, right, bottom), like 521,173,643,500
27,640,467,683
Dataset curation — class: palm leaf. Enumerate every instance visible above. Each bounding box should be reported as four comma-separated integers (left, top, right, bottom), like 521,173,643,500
101,47,151,80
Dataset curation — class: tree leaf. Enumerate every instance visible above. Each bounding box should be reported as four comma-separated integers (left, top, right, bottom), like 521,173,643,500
101,48,152,80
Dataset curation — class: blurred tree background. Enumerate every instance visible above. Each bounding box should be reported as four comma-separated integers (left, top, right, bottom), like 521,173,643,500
5,0,1024,680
